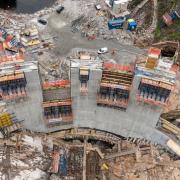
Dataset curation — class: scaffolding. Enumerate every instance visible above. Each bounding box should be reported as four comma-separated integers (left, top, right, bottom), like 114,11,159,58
97,63,134,110
79,67,90,95
42,80,73,127
0,53,24,65
0,71,27,100
137,77,174,106
43,99,73,126
42,80,70,90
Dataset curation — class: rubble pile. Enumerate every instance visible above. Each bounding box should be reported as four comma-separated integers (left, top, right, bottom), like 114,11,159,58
68,1,135,45
0,133,51,179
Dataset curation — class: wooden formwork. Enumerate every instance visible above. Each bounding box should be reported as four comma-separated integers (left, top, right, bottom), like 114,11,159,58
141,77,175,91
43,99,72,108
97,94,129,109
97,63,134,109
42,80,70,90
136,94,168,107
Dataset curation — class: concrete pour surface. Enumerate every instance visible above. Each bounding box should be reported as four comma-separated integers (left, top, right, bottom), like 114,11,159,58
71,67,170,146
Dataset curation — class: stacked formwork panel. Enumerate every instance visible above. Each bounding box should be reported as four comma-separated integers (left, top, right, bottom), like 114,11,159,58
137,77,174,106
0,111,21,137
97,63,134,110
42,80,73,127
0,72,27,100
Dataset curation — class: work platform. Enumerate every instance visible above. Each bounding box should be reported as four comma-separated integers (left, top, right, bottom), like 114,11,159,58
5,48,174,147
71,67,169,145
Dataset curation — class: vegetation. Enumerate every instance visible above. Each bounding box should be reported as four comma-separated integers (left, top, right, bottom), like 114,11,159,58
154,0,180,41
128,0,144,10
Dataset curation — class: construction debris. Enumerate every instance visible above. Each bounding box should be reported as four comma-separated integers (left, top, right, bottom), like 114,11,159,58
0,1,179,179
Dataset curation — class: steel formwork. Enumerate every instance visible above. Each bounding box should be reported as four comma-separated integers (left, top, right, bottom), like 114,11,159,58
97,63,134,109
136,77,174,106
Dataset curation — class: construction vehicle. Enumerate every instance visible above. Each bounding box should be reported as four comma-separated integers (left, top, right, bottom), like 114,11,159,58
98,47,108,54
79,67,90,95
27,39,40,46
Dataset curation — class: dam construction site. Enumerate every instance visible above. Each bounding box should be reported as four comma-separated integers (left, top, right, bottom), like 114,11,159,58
0,0,180,179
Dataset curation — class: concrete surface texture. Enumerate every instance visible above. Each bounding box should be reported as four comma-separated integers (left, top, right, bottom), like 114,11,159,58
8,70,72,132
71,67,170,146
6,54,170,146
43,88,71,101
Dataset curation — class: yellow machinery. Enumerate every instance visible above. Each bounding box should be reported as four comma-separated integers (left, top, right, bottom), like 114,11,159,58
0,112,13,128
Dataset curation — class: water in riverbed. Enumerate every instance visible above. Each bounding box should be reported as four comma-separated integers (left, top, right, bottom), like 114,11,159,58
0,0,56,13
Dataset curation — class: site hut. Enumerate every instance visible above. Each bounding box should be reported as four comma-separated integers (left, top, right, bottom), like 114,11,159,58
97,63,134,110
42,80,73,127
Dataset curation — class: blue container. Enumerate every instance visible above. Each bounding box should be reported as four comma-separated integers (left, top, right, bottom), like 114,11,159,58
127,21,137,31
108,19,124,30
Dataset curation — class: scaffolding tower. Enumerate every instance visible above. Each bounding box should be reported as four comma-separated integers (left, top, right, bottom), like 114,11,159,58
0,71,27,100
97,63,134,110
42,80,73,127
79,67,90,95
136,77,174,106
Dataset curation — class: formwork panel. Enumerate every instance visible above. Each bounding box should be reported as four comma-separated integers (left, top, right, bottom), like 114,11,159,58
71,67,169,146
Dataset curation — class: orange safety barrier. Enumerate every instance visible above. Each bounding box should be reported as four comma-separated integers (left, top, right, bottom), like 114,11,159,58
0,53,24,64
148,47,161,57
103,63,134,72
43,80,70,89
